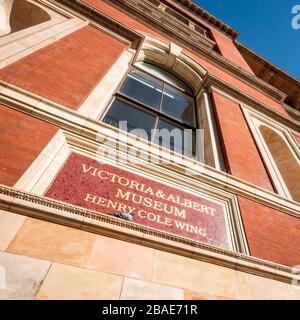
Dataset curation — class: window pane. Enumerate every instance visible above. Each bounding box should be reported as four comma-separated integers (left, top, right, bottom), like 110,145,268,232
103,98,156,139
136,62,193,94
161,85,196,126
154,119,196,157
119,69,163,110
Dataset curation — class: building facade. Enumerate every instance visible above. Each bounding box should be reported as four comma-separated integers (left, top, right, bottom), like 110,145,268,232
0,0,300,300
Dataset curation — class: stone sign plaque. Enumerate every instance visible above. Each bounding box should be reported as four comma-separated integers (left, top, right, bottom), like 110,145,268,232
45,153,232,249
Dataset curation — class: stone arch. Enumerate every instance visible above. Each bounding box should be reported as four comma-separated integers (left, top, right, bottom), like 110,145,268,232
135,34,207,94
133,34,225,170
0,0,51,36
260,125,300,202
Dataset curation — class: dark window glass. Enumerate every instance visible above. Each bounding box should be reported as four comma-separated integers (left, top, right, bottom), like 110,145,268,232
136,62,193,94
119,69,163,110
102,64,197,158
161,84,195,126
154,119,195,156
103,98,156,139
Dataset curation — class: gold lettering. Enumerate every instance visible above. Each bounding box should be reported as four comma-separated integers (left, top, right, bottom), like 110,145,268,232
164,217,172,227
115,189,131,201
173,207,186,219
144,186,154,195
106,200,118,210
166,194,176,203
119,176,129,186
84,193,98,204
138,209,147,219
174,220,207,237
208,207,216,216
129,180,140,191
97,170,109,179
143,197,153,208
153,200,163,211
147,212,156,222
184,199,193,208
82,164,97,176
116,203,127,212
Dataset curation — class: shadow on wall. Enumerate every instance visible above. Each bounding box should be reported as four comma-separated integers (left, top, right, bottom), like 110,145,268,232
10,0,51,33
260,125,300,203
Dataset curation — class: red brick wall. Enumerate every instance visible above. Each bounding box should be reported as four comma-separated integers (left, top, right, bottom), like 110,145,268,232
212,92,273,191
84,1,287,116
84,0,165,38
210,30,254,74
239,196,300,267
187,51,288,116
0,105,57,186
0,26,127,110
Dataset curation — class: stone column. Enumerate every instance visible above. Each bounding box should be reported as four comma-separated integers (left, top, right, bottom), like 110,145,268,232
0,0,14,36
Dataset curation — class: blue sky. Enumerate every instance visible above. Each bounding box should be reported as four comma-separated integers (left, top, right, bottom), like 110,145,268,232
194,0,300,80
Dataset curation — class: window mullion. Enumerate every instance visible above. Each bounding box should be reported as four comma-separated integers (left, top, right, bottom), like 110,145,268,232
158,82,165,112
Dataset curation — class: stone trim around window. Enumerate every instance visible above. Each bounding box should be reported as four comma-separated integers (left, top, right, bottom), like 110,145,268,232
242,106,300,203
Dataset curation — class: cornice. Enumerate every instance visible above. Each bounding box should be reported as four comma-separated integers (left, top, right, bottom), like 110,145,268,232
48,0,143,49
201,75,300,133
103,0,287,101
48,0,287,108
167,0,239,39
284,103,300,123
104,0,217,50
0,184,298,285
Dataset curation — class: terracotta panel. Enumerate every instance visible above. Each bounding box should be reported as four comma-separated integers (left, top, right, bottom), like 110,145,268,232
0,105,57,186
0,26,127,110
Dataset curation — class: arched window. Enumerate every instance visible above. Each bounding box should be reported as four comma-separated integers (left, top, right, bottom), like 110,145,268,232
102,62,197,158
260,126,300,202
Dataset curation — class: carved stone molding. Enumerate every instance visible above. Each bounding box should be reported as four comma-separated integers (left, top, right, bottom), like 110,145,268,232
135,35,206,93
45,0,288,111
161,0,238,39
48,0,143,49
0,184,298,286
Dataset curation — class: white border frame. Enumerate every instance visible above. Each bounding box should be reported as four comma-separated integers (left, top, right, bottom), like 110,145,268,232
242,106,300,201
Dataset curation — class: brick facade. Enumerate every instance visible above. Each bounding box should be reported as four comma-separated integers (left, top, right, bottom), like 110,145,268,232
238,196,300,267
211,91,274,191
0,26,127,110
0,105,57,186
0,0,299,300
